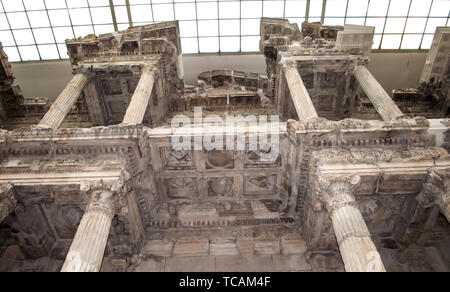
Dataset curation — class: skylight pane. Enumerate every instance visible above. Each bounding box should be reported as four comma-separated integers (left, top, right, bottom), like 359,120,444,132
309,0,323,17
345,18,366,25
69,8,92,26
91,7,113,24
13,29,35,45
408,0,432,17
67,0,89,8
48,10,72,26
381,34,402,49
33,28,55,44
3,46,21,62
241,1,262,19
421,34,434,49
325,0,347,18
401,34,422,49
384,18,407,34
404,18,427,34
241,36,259,52
114,6,129,23
197,3,218,20
0,31,15,46
181,37,198,54
263,1,284,18
285,0,307,18
175,3,196,21
38,44,59,60
23,0,45,11
53,27,75,43
220,20,239,36
367,0,389,17
220,36,240,52
241,19,260,35
425,18,448,34
153,4,174,22
73,25,94,38
129,0,149,4
94,24,114,35
388,0,411,17
2,0,24,12
199,37,219,53
57,43,69,59
198,20,218,37
372,34,382,49
89,0,110,6
27,11,50,28
365,18,386,34
179,20,197,37
220,2,240,19
44,0,67,10
430,0,450,17
7,12,30,29
130,5,152,23
0,13,10,30
18,45,40,61
346,0,368,17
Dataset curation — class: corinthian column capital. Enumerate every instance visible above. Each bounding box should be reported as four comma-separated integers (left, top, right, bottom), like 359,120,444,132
80,170,132,217
315,175,361,216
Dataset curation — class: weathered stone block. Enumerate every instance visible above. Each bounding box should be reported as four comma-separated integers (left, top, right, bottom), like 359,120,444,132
135,257,165,272
172,237,209,257
236,238,254,256
215,255,274,272
254,240,280,255
281,233,307,255
143,240,174,257
210,240,239,256
272,254,311,272
165,256,215,272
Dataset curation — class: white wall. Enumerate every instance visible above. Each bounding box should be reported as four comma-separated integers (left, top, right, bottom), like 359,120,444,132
11,51,427,101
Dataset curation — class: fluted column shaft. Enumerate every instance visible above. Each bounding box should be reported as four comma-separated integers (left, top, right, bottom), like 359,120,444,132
284,64,318,120
122,66,156,125
61,190,115,272
0,184,15,224
38,74,88,129
317,175,386,272
354,66,403,121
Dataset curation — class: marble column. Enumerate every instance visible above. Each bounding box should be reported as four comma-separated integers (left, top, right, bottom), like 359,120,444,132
0,184,16,224
122,66,157,125
316,175,386,272
283,62,318,121
416,169,450,223
61,187,117,272
354,66,404,121
38,74,88,129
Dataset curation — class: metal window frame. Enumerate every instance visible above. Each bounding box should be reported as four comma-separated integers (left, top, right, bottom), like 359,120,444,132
0,0,448,61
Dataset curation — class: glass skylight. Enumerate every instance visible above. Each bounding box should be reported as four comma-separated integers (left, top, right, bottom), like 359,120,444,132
0,0,448,61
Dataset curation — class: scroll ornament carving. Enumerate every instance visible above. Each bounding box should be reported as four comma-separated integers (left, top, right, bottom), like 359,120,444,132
315,175,361,216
